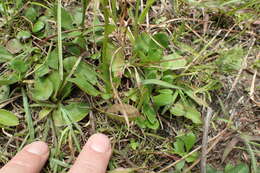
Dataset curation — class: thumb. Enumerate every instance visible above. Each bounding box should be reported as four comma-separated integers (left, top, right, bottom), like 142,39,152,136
0,141,49,173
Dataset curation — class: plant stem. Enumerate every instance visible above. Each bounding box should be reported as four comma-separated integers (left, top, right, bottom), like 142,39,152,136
57,0,63,81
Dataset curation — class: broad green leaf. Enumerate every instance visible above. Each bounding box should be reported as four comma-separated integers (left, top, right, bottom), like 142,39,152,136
135,116,146,129
53,103,89,126
142,104,157,124
48,71,62,97
224,163,249,173
0,73,20,85
185,151,199,162
146,48,163,62
46,49,59,70
161,53,187,70
153,33,169,48
32,21,45,33
25,7,38,22
35,64,50,77
145,118,160,130
206,165,223,173
0,46,13,62
178,132,196,152
0,85,10,102
31,77,53,101
0,109,19,126
64,102,90,123
69,77,100,97
224,163,234,172
142,79,184,90
10,59,29,73
170,102,202,124
174,135,199,162
153,94,173,106
185,106,202,124
6,39,22,54
174,139,185,154
135,33,151,53
17,30,31,40
61,7,73,29
175,160,185,171
60,82,73,100
170,103,186,116
64,57,98,85
162,74,174,83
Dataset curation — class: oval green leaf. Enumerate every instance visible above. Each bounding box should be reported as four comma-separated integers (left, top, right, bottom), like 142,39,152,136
0,109,19,126
32,21,45,33
31,77,53,101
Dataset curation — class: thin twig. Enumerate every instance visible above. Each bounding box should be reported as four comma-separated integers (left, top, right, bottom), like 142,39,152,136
57,0,64,81
201,107,213,173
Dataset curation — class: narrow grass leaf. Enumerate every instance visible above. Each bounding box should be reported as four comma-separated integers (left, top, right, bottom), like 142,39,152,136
22,88,35,141
138,0,156,23
142,79,184,90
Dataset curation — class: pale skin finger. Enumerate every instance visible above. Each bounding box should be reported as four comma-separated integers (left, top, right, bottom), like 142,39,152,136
0,141,49,173
69,133,112,173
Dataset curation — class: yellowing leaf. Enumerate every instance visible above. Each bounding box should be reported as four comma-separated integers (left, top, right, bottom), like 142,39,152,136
107,104,140,121
6,39,22,54
39,108,52,120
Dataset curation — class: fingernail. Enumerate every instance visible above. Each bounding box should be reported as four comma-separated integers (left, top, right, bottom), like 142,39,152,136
89,133,110,153
26,141,49,155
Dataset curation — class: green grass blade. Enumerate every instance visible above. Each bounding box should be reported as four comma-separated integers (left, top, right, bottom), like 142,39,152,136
57,0,63,81
81,0,90,28
22,88,35,141
138,0,156,23
142,79,184,90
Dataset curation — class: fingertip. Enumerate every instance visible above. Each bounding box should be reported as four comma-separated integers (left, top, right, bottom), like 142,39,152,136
25,141,49,156
87,133,111,153
0,141,49,173
69,133,112,173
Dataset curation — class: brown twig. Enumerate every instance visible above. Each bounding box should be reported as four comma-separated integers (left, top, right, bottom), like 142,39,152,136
200,107,213,173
